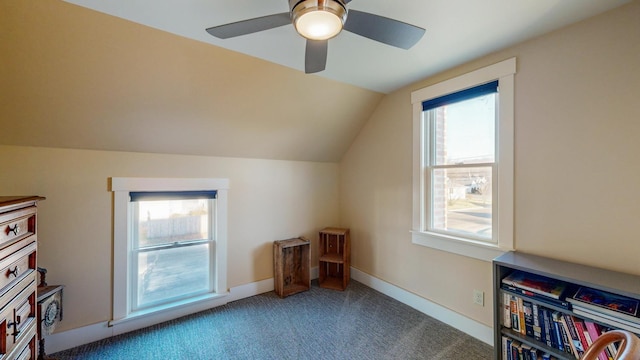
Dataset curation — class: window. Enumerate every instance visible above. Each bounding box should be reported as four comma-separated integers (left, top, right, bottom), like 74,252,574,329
411,58,516,261
111,178,229,324
130,191,216,311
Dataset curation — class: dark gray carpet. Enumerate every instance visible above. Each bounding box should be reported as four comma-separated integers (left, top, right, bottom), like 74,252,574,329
51,281,493,359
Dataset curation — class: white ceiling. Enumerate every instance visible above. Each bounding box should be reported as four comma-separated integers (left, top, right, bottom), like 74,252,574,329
62,0,630,93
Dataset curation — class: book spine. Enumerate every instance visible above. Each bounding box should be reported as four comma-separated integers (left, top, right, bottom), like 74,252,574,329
511,295,520,333
503,292,512,328
518,297,526,335
523,300,534,337
551,311,565,352
521,344,532,360
511,340,521,360
532,303,542,342
502,336,510,360
585,321,608,360
572,317,590,357
556,312,576,356
542,308,553,348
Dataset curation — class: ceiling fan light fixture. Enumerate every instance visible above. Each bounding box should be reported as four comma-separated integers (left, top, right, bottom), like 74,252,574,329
290,0,347,41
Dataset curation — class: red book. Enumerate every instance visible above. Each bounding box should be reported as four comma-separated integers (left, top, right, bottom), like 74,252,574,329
572,317,591,357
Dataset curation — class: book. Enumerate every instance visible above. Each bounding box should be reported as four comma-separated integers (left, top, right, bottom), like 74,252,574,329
551,311,566,352
560,314,584,358
511,340,522,360
570,316,589,357
532,302,542,341
502,336,511,360
503,292,512,328
584,320,609,360
557,312,579,356
523,300,534,337
517,296,526,335
568,287,640,323
501,284,572,309
542,308,554,348
521,343,532,360
572,306,640,335
502,271,568,300
510,295,520,333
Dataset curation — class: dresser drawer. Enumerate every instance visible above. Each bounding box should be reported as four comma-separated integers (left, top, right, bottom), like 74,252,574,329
15,337,34,360
0,242,36,295
1,279,37,359
7,318,36,360
0,207,37,250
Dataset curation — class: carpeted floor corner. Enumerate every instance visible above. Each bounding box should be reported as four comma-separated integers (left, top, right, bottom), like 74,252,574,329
51,280,493,359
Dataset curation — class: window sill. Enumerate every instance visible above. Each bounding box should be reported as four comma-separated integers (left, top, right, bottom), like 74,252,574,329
109,292,229,327
411,230,509,262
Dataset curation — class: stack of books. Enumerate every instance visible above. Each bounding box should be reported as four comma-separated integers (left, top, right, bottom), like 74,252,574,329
567,286,640,335
500,271,573,356
501,270,571,309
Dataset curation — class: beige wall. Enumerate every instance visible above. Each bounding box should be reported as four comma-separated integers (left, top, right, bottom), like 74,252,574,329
0,145,339,331
340,0,640,327
0,0,382,163
2,0,639,340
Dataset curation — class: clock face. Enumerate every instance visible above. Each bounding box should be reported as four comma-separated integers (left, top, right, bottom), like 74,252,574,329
44,300,60,327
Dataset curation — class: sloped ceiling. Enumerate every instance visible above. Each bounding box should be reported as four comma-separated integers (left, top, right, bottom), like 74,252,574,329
0,0,383,162
62,0,631,93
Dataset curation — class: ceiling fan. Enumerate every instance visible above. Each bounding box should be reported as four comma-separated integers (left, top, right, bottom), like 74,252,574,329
206,0,426,74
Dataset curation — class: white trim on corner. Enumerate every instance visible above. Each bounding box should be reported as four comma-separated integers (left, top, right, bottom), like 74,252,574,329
350,267,494,346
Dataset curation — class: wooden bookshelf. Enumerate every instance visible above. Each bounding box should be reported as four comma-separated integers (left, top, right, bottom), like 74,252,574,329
493,252,640,360
318,227,350,291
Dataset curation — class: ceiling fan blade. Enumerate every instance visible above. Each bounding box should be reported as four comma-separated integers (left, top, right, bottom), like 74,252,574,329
206,12,291,39
343,10,425,49
305,40,328,74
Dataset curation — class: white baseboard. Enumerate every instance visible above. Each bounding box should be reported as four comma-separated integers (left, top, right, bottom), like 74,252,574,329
45,266,492,354
44,277,277,354
350,267,494,346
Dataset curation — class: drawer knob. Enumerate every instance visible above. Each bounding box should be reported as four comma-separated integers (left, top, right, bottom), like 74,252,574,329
6,224,20,236
8,266,19,278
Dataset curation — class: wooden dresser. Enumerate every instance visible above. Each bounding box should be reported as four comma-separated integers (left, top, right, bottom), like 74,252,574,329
0,196,45,360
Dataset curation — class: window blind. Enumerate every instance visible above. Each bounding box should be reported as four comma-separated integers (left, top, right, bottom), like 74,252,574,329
129,190,217,202
422,80,498,111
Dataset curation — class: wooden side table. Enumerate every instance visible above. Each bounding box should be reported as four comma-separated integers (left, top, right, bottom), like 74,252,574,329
37,267,63,360
273,237,310,298
318,227,350,291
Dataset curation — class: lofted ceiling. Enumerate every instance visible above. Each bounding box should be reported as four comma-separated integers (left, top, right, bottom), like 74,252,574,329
62,0,631,93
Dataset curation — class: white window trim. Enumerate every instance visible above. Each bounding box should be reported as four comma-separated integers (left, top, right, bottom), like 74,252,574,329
110,177,229,325
411,58,516,262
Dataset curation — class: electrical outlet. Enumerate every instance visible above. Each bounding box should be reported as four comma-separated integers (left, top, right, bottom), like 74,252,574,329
473,290,484,306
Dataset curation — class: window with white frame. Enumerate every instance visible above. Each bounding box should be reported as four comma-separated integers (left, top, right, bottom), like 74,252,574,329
411,58,516,261
110,178,229,324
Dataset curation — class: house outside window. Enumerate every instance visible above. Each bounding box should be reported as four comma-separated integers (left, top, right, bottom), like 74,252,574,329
110,178,229,324
411,58,516,261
